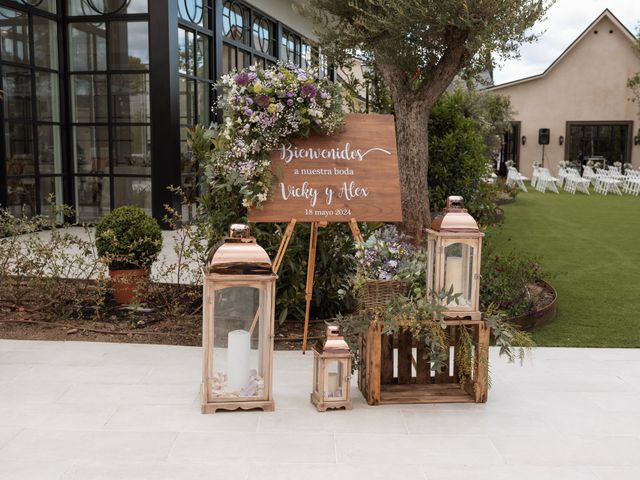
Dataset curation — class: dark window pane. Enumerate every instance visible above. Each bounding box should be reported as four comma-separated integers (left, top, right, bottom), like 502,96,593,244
71,74,108,123
7,177,36,218
38,125,62,175
197,81,210,124
178,27,194,75
23,0,57,13
69,23,106,72
111,73,150,123
238,49,250,69
222,1,248,44
178,0,207,27
73,126,109,174
179,77,195,126
33,16,58,70
5,121,34,176
40,176,64,218
196,33,209,78
35,72,60,122
222,44,235,74
112,125,151,175
113,176,151,215
109,21,149,70
0,7,29,64
253,16,275,57
75,176,110,223
3,66,32,121
68,0,148,16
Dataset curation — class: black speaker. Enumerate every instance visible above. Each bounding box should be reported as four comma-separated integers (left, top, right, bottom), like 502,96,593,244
538,128,550,145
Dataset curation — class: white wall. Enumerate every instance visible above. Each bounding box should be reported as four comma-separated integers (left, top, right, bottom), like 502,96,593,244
246,0,317,39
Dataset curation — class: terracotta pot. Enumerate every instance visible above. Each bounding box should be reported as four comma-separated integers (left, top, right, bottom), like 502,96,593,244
109,269,149,305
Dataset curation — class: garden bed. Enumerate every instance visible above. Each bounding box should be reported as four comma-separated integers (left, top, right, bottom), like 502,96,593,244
0,277,325,349
506,279,557,331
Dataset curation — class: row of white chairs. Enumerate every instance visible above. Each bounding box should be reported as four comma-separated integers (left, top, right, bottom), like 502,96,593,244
510,164,640,196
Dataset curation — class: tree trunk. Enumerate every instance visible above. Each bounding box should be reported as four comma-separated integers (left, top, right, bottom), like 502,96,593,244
393,97,432,241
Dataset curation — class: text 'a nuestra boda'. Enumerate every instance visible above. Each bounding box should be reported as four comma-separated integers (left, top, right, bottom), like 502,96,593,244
279,143,392,163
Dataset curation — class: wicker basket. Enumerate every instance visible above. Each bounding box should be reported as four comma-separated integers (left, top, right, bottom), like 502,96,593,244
360,280,406,312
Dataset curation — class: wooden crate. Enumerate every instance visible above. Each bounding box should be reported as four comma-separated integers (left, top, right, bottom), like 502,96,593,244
358,319,489,405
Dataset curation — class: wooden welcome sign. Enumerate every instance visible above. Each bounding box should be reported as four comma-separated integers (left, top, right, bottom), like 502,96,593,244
248,114,402,223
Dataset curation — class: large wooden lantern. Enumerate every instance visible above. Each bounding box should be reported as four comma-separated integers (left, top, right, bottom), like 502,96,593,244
426,196,484,320
311,325,353,412
201,224,276,413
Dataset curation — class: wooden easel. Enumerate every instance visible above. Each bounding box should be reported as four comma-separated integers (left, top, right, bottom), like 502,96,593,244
272,218,363,353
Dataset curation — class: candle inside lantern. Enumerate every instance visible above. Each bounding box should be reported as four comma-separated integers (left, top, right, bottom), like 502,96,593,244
327,371,340,397
227,329,250,392
445,256,464,298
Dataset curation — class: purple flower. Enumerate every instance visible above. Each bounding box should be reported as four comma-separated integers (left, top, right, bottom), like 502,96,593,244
320,90,330,100
301,83,317,98
243,107,253,116
255,95,270,108
235,72,250,86
285,91,294,98
245,97,254,105
247,72,258,81
286,99,294,107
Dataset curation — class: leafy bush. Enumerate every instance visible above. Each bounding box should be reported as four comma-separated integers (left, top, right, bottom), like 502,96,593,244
480,242,544,317
428,87,512,223
95,206,163,270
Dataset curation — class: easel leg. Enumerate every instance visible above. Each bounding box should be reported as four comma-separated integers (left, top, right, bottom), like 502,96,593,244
349,218,363,243
273,219,296,274
302,221,319,353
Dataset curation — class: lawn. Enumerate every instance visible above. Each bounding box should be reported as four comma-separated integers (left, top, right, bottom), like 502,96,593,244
486,188,640,347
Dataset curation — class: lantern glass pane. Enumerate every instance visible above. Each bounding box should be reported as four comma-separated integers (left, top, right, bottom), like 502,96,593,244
211,286,265,399
324,360,345,400
313,356,320,395
427,238,436,292
444,243,474,307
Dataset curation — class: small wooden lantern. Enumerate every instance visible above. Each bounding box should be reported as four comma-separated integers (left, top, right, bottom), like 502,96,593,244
201,224,276,413
426,196,484,320
311,325,353,412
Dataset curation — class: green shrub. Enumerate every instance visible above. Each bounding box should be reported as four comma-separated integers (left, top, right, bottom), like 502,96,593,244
480,242,544,317
95,206,163,270
428,87,511,223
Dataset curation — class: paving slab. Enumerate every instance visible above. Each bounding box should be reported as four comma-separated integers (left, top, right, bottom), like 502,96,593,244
1,339,639,479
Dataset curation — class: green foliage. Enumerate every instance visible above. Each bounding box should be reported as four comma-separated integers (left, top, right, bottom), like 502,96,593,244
428,87,512,222
95,206,163,270
303,1,552,87
480,241,544,318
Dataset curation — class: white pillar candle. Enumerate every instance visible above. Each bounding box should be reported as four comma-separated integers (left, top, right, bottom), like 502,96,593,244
326,372,340,397
445,256,464,299
227,329,251,392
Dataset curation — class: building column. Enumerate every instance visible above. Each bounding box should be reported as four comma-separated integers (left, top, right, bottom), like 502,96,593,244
149,0,181,225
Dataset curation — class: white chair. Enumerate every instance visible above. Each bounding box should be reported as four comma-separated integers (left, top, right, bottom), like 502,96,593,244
506,166,529,193
623,170,640,196
582,165,596,185
593,169,622,196
535,168,560,194
563,171,590,195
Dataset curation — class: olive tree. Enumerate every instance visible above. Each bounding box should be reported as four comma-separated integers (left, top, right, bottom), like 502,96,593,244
303,0,552,237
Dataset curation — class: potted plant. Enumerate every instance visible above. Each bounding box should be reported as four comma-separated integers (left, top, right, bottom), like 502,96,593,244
95,206,162,304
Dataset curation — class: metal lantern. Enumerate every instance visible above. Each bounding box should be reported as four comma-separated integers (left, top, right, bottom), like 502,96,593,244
311,325,353,412
426,196,484,320
201,224,276,413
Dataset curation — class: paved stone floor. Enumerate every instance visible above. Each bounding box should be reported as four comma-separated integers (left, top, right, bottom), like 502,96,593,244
1,340,639,479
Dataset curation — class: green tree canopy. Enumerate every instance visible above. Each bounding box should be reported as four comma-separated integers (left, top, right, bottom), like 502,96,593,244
303,0,552,238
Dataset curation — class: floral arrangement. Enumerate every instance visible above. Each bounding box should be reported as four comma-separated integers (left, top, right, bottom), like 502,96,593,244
205,64,345,208
353,225,415,286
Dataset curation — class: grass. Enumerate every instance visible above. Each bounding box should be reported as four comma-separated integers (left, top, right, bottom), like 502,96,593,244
486,188,640,347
